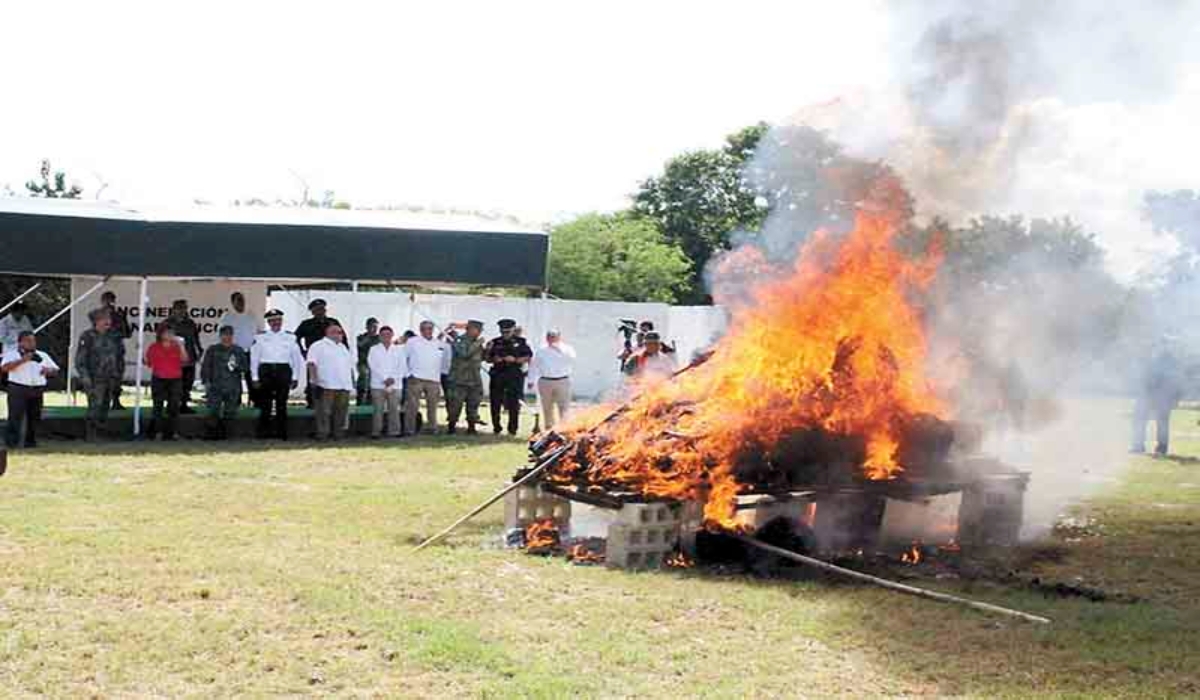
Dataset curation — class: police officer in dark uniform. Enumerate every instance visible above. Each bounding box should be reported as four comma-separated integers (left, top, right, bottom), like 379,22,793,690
484,318,532,436
294,299,344,408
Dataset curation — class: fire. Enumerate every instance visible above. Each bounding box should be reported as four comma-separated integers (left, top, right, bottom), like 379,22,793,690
550,177,947,530
900,541,924,565
665,551,695,569
566,543,605,565
523,518,560,551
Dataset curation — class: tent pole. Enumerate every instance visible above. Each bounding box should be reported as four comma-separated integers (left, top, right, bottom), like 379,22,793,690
133,277,149,437
34,277,109,335
0,282,42,316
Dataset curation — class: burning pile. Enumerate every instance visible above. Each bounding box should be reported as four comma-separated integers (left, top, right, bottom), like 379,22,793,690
545,178,953,530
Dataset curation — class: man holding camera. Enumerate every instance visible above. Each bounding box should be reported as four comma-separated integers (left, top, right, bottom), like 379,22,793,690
2,331,59,448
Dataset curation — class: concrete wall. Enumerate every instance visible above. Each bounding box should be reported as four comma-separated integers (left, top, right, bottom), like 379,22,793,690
268,290,728,400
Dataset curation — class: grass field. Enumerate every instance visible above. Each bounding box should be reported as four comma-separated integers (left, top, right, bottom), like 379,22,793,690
1,404,1198,697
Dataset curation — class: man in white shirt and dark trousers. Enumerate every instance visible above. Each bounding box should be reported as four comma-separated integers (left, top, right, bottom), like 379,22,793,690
306,323,356,440
405,320,447,435
1,331,59,448
218,291,260,406
367,326,407,438
530,329,576,430
250,309,305,440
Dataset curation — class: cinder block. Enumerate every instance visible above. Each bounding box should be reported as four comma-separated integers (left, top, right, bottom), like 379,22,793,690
605,502,688,570
503,482,571,532
958,473,1029,547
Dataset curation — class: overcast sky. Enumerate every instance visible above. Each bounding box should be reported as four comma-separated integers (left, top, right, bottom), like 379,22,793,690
0,0,888,220
2,1,1197,278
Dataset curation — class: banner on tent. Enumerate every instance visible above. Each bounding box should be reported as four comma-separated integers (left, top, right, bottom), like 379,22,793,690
69,278,268,382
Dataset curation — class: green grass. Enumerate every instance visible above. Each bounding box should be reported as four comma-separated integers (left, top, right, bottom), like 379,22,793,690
0,404,1198,697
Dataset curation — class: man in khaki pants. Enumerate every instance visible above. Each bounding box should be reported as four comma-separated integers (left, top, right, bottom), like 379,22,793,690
404,320,447,435
367,326,406,438
529,329,576,430
306,324,356,440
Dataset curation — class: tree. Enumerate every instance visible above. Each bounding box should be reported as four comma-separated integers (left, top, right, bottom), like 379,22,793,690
634,123,769,301
547,213,692,304
25,159,82,199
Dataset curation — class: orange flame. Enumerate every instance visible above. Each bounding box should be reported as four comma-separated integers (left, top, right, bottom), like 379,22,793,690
901,541,924,565
552,181,946,530
523,518,560,550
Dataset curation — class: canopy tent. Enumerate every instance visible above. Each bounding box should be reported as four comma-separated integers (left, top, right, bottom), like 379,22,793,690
0,198,550,436
0,198,549,288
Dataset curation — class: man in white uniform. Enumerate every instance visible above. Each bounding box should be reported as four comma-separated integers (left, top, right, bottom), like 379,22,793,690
367,325,407,438
306,323,356,440
529,329,576,430
405,320,448,435
1,331,59,448
250,309,304,439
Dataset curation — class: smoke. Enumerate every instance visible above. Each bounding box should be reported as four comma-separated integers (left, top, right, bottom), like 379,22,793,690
709,1,1200,537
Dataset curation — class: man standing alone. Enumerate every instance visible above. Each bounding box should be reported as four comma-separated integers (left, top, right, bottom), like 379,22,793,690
306,323,356,441
405,320,447,435
75,313,125,441
530,329,576,430
2,331,58,448
165,299,202,414
485,318,532,436
446,320,486,435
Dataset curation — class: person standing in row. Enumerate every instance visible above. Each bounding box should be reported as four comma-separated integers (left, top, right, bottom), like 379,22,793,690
306,323,356,441
92,291,133,410
201,325,249,441
445,320,485,435
144,323,188,441
356,317,380,406
405,321,447,435
529,329,576,430
485,318,531,436
1,331,58,449
295,299,343,409
164,299,202,415
0,302,34,359
76,313,125,441
367,325,406,439
251,309,304,440
218,291,260,406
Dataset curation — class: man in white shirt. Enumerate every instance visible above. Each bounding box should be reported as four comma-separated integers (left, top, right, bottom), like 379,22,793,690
306,323,357,440
405,320,448,435
218,291,260,405
250,309,305,440
529,329,576,430
0,302,35,355
367,326,407,438
1,331,59,448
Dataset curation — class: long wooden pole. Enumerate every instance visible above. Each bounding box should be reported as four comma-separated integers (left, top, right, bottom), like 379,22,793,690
413,444,572,552
735,534,1050,624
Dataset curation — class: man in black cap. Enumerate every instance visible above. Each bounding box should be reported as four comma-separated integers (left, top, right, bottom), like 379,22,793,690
164,299,202,414
90,291,133,410
294,298,343,408
251,309,304,439
356,316,381,406
484,318,532,435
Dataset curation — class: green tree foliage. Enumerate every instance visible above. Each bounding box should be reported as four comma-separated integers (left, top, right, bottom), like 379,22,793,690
547,213,692,304
25,159,82,199
634,123,768,301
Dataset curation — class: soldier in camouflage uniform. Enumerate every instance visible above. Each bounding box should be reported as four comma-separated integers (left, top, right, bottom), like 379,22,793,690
355,317,381,406
75,313,126,441
445,320,486,435
200,325,249,440
165,299,202,414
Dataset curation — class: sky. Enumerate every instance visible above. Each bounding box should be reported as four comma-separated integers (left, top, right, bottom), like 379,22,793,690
2,0,1198,279
0,0,889,220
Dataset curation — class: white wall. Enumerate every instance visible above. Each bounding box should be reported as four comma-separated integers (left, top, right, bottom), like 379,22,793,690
268,289,727,400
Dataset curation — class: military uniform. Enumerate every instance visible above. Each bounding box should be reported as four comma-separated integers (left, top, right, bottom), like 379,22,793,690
75,328,126,440
485,320,532,435
356,328,381,406
90,305,133,409
165,312,202,413
446,322,486,434
201,341,249,439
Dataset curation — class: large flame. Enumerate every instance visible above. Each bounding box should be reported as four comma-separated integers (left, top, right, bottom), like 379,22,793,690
551,187,946,530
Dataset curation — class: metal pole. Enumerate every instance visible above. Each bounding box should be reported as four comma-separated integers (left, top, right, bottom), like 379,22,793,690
0,282,42,316
133,277,149,436
34,277,109,335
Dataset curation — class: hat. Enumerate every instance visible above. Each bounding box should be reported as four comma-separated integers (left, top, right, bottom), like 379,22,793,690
643,331,662,342
497,318,517,330
546,328,561,337
366,316,379,325
218,325,234,335
308,298,327,311
264,309,284,319
466,319,484,330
